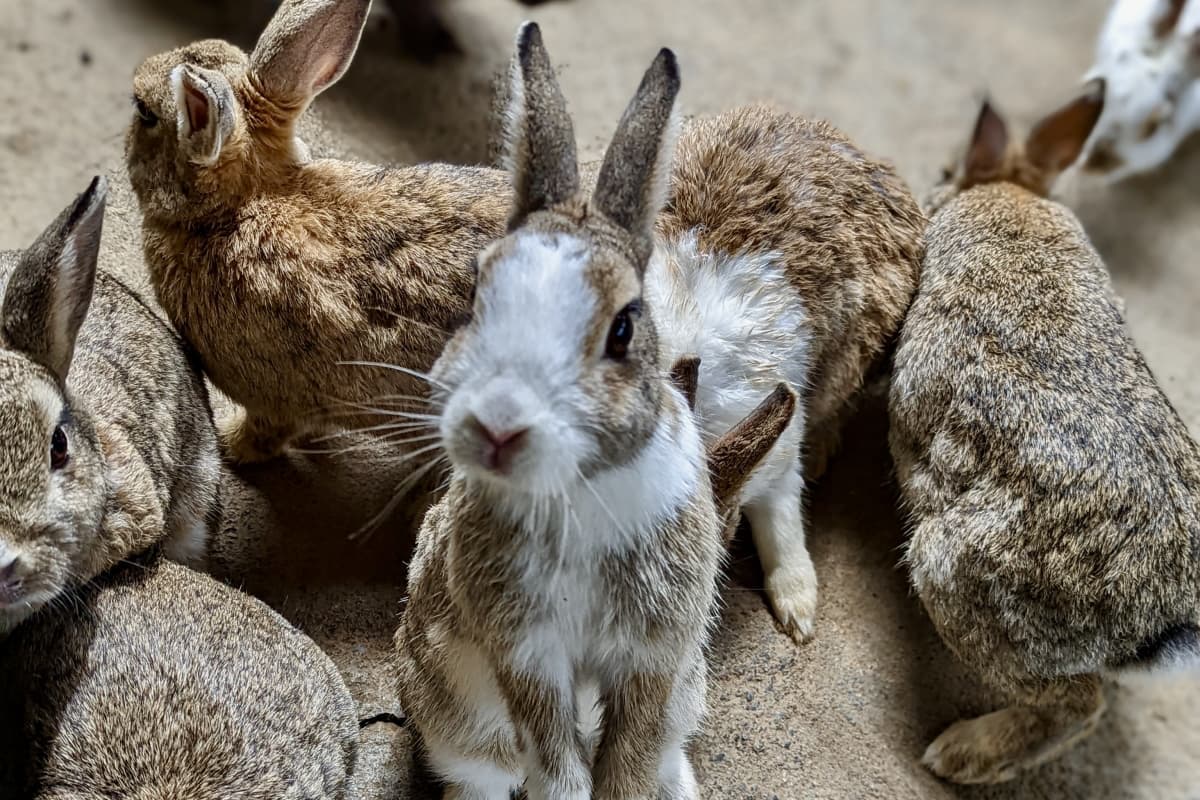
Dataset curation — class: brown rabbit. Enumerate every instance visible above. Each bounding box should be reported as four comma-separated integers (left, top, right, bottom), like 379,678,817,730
395,29,796,799
0,177,219,638
0,553,359,799
890,80,1200,784
125,0,511,464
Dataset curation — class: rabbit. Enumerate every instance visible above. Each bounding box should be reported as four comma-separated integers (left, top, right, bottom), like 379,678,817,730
641,96,922,642
125,0,512,465
890,80,1200,785
394,27,797,800
0,551,360,799
0,177,220,638
1080,0,1200,179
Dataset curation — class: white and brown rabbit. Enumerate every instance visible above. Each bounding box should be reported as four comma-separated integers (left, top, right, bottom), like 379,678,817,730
394,27,795,800
891,81,1200,784
0,177,220,638
125,0,511,464
0,551,360,799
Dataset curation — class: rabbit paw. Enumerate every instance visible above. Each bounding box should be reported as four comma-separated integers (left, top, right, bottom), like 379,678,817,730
765,561,819,643
218,410,294,465
922,696,1102,785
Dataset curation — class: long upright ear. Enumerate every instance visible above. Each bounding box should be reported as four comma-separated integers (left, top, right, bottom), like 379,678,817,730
172,64,237,165
1,177,106,383
503,22,579,230
249,0,370,109
592,48,680,267
1152,0,1188,39
963,99,1010,182
708,384,796,509
1026,79,1106,177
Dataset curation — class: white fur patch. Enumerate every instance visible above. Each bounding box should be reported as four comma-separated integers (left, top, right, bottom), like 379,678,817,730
1084,0,1200,179
647,232,810,506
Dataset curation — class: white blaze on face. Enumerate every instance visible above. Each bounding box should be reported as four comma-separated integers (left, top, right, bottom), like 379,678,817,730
439,231,599,496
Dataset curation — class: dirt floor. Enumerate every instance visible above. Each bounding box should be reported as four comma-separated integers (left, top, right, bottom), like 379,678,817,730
1,0,1198,797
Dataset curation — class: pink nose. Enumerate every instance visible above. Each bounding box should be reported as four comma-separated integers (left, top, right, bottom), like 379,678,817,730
475,422,529,472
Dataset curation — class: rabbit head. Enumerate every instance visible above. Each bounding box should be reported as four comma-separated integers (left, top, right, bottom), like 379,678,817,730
125,0,371,221
432,23,680,500
928,82,1106,213
1081,0,1200,179
0,177,107,634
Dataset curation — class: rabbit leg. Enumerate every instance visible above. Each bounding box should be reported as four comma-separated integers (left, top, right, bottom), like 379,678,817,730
744,458,818,642
922,674,1106,784
218,408,296,464
654,656,705,800
494,662,591,800
593,671,682,800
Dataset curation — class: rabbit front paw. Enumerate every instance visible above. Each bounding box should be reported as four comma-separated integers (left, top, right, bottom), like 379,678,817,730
765,560,819,644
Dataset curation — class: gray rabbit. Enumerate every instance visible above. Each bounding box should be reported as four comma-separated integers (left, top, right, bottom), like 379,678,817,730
890,81,1200,784
0,552,360,799
0,177,219,638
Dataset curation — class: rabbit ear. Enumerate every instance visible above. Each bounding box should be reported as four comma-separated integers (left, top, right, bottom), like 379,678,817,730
707,384,796,509
668,355,700,411
249,0,370,109
172,65,237,165
1,177,106,383
592,48,680,267
1152,0,1188,39
503,22,579,230
1026,79,1106,177
963,99,1010,182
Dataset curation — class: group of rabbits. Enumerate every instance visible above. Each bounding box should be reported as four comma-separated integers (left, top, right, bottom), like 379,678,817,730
0,0,1198,797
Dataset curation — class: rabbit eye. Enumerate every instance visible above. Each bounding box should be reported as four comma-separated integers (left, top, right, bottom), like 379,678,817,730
50,426,69,471
605,300,640,360
134,98,158,128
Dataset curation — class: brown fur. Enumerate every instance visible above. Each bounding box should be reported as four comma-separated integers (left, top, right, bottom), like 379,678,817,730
0,555,359,798
124,0,512,463
890,85,1200,784
661,106,925,479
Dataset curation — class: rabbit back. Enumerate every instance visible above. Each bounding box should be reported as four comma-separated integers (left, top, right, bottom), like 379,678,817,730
891,183,1200,687
661,105,924,435
0,556,358,800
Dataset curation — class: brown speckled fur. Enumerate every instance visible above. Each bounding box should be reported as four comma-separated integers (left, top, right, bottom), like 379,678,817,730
0,555,359,799
889,86,1200,784
661,107,925,479
0,179,219,637
124,0,511,463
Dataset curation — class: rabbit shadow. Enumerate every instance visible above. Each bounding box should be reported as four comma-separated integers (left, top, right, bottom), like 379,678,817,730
113,0,510,166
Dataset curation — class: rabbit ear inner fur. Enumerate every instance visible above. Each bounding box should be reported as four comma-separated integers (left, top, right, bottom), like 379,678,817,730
171,65,236,165
1,177,106,383
1026,80,1106,177
503,22,579,231
592,48,681,268
249,0,370,110
964,100,1010,182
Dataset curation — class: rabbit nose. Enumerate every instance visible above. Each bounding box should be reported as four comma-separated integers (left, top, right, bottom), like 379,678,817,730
471,418,529,473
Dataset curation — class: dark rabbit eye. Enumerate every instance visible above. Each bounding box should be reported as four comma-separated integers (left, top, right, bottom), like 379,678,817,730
50,426,69,470
134,97,158,127
605,300,640,360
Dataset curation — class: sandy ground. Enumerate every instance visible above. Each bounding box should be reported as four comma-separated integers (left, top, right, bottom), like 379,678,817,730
1,0,1199,798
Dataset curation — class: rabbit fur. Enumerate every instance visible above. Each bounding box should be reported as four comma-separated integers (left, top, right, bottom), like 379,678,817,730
395,26,800,800
890,84,1200,784
0,177,219,638
0,553,360,799
125,0,511,465
1081,0,1200,179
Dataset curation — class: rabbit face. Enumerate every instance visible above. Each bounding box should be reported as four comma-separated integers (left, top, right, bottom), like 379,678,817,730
0,353,104,632
435,226,662,499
